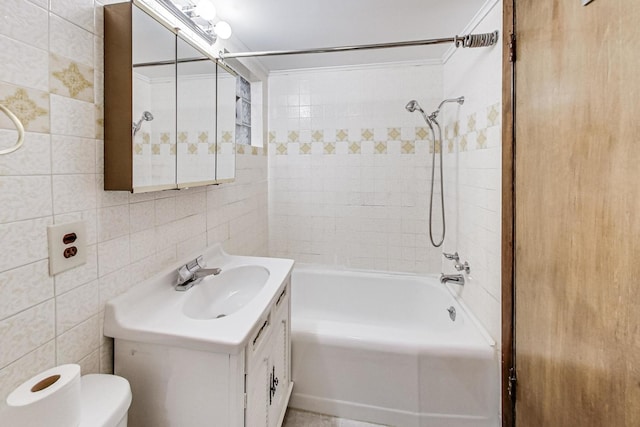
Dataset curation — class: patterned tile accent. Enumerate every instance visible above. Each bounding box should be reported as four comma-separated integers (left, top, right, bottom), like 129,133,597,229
467,113,477,133
276,143,287,155
251,147,259,156
401,140,415,154
198,131,208,143
0,83,49,132
94,104,103,139
221,131,233,143
288,131,299,143
348,142,361,154
187,143,197,154
236,144,245,155
415,127,429,140
271,109,501,156
268,131,276,143
323,142,335,154
336,129,348,142
387,127,401,140
178,132,188,144
374,141,387,154
142,132,150,144
50,54,94,102
134,143,142,155
477,129,488,149
169,145,176,156
208,143,216,154
299,142,312,155
151,144,160,155
160,132,170,144
459,135,468,151
487,103,500,126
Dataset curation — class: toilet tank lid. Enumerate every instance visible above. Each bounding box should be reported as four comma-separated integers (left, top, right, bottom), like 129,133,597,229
80,374,132,427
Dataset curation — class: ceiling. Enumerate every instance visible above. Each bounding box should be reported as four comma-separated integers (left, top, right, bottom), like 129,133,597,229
211,0,488,71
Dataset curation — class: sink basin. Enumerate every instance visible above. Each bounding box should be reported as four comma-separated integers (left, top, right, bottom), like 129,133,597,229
103,244,294,354
182,265,270,320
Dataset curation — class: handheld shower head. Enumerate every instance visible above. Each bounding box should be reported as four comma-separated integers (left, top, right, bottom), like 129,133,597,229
405,100,423,113
133,111,154,136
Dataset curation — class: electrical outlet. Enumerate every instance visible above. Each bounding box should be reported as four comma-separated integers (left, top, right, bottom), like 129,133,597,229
47,221,87,276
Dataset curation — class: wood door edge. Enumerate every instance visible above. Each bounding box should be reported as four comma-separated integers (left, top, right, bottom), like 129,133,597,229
501,0,516,426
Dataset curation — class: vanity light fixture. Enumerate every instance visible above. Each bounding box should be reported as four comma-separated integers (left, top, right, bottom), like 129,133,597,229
156,0,232,45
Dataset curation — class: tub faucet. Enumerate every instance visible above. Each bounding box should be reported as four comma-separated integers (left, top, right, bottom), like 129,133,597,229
175,255,221,291
440,273,465,286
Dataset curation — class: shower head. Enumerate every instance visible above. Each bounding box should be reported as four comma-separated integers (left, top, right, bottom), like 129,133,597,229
405,100,424,113
132,111,154,136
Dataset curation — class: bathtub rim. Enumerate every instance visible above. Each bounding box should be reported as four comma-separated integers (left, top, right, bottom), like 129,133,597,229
292,263,497,349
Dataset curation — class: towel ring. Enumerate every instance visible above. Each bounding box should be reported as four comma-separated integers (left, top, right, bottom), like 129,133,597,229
0,104,25,155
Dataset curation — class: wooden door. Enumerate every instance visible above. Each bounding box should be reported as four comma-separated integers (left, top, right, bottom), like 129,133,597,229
514,0,640,425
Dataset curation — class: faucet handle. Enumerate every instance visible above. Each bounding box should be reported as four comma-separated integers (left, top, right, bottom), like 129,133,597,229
455,261,471,274
177,255,206,285
443,252,459,262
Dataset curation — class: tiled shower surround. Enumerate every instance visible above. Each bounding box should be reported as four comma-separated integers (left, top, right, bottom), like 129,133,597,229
0,0,268,411
268,64,446,273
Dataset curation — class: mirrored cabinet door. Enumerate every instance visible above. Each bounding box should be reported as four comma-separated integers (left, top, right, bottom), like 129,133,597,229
132,5,177,190
176,36,217,187
217,64,237,182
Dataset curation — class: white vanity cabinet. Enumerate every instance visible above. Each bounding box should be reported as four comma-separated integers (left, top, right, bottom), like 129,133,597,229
113,277,292,427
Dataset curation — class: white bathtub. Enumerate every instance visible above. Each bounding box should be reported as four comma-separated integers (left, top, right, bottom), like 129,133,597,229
289,267,499,427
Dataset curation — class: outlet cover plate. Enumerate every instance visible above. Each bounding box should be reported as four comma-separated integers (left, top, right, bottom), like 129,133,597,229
47,221,87,276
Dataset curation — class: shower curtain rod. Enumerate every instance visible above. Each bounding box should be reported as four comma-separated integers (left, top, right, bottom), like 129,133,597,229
220,31,499,60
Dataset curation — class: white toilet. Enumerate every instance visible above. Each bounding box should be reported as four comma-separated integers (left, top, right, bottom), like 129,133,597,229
80,374,132,427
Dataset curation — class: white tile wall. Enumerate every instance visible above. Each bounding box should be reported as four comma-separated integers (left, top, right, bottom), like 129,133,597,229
0,0,268,411
268,64,444,273
441,0,503,346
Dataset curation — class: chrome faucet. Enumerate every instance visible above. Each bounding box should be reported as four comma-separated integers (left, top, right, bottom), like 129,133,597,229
440,273,465,286
175,255,221,291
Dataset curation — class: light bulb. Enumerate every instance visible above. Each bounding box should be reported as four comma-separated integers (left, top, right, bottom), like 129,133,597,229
195,0,216,20
214,21,232,39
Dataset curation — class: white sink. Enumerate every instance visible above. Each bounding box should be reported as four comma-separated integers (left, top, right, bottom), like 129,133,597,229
103,245,294,354
182,265,270,320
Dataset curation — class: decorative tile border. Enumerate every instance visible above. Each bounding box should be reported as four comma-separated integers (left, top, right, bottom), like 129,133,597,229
269,102,501,157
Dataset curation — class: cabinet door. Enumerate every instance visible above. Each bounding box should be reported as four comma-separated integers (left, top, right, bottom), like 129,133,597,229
268,285,290,427
246,356,269,427
131,5,177,191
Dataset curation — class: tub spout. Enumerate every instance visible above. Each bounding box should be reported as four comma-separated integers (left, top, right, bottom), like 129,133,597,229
440,273,465,286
